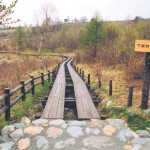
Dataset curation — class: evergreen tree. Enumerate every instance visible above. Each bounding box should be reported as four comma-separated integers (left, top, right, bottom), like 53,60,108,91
81,16,104,57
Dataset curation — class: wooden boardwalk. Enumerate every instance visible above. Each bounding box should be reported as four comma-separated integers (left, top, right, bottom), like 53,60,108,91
67,59,100,119
42,57,100,119
41,59,68,119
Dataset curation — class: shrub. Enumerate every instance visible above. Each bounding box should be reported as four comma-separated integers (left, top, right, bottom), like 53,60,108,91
125,57,144,80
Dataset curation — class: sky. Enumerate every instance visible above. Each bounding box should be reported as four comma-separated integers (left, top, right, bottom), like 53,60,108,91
5,0,150,26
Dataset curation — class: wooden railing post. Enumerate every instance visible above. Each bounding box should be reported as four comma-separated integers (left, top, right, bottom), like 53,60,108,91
4,88,10,121
88,74,90,85
48,71,50,82
20,81,25,101
31,76,35,95
41,73,44,86
82,70,84,80
109,80,112,96
77,67,79,74
80,69,82,76
52,69,55,83
128,86,134,107
98,79,101,88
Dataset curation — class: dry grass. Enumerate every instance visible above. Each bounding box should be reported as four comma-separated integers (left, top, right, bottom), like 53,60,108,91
76,62,144,108
0,53,62,95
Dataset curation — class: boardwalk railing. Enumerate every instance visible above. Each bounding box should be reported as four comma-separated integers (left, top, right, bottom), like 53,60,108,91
0,67,58,121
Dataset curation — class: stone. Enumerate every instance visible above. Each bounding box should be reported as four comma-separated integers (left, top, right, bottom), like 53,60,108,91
85,128,100,135
49,119,67,128
88,119,106,128
118,128,138,142
13,123,26,129
132,138,150,145
68,120,87,126
103,125,116,136
10,129,24,139
49,119,65,125
21,116,31,126
42,144,49,150
24,126,44,135
67,126,84,138
55,138,76,149
124,144,133,150
83,136,115,149
108,119,126,128
106,101,112,108
32,119,48,127
132,144,142,150
2,125,15,135
36,136,49,148
144,109,150,115
18,138,30,150
46,127,63,139
0,142,13,150
136,130,150,138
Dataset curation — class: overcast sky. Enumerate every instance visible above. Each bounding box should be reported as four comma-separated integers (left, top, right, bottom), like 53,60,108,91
6,0,150,25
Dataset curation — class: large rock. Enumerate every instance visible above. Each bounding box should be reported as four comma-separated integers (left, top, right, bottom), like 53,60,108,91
36,136,49,148
18,138,31,150
118,128,139,141
107,119,126,128
103,125,116,136
2,125,15,135
21,116,31,126
46,127,63,139
85,128,100,135
10,129,24,140
88,119,106,128
67,126,84,138
55,138,76,149
136,130,150,138
32,119,48,127
0,142,13,150
49,119,67,128
68,120,87,126
13,123,26,129
132,137,150,145
83,136,115,149
24,126,44,135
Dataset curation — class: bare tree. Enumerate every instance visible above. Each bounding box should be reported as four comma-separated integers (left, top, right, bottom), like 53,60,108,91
35,2,57,69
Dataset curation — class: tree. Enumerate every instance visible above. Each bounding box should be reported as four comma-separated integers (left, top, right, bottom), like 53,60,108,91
0,0,19,28
14,26,28,50
81,16,104,57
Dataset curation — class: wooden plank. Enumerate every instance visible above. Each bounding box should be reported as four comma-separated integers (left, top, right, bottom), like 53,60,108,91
67,59,100,119
41,59,67,119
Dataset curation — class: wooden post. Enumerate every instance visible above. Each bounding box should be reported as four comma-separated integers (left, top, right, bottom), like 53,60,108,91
41,73,44,86
48,71,50,82
20,81,25,101
80,69,82,76
128,86,134,107
4,88,10,121
31,76,35,95
82,70,84,80
52,69,55,82
88,74,90,85
109,80,112,96
77,67,79,74
98,79,101,88
141,53,150,109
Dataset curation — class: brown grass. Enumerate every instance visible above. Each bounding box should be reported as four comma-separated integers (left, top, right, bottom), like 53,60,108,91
0,54,62,95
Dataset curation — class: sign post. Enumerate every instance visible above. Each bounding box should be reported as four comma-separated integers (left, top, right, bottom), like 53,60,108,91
135,39,150,109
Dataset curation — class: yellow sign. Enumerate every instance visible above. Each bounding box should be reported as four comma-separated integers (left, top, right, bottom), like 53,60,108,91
135,40,150,52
